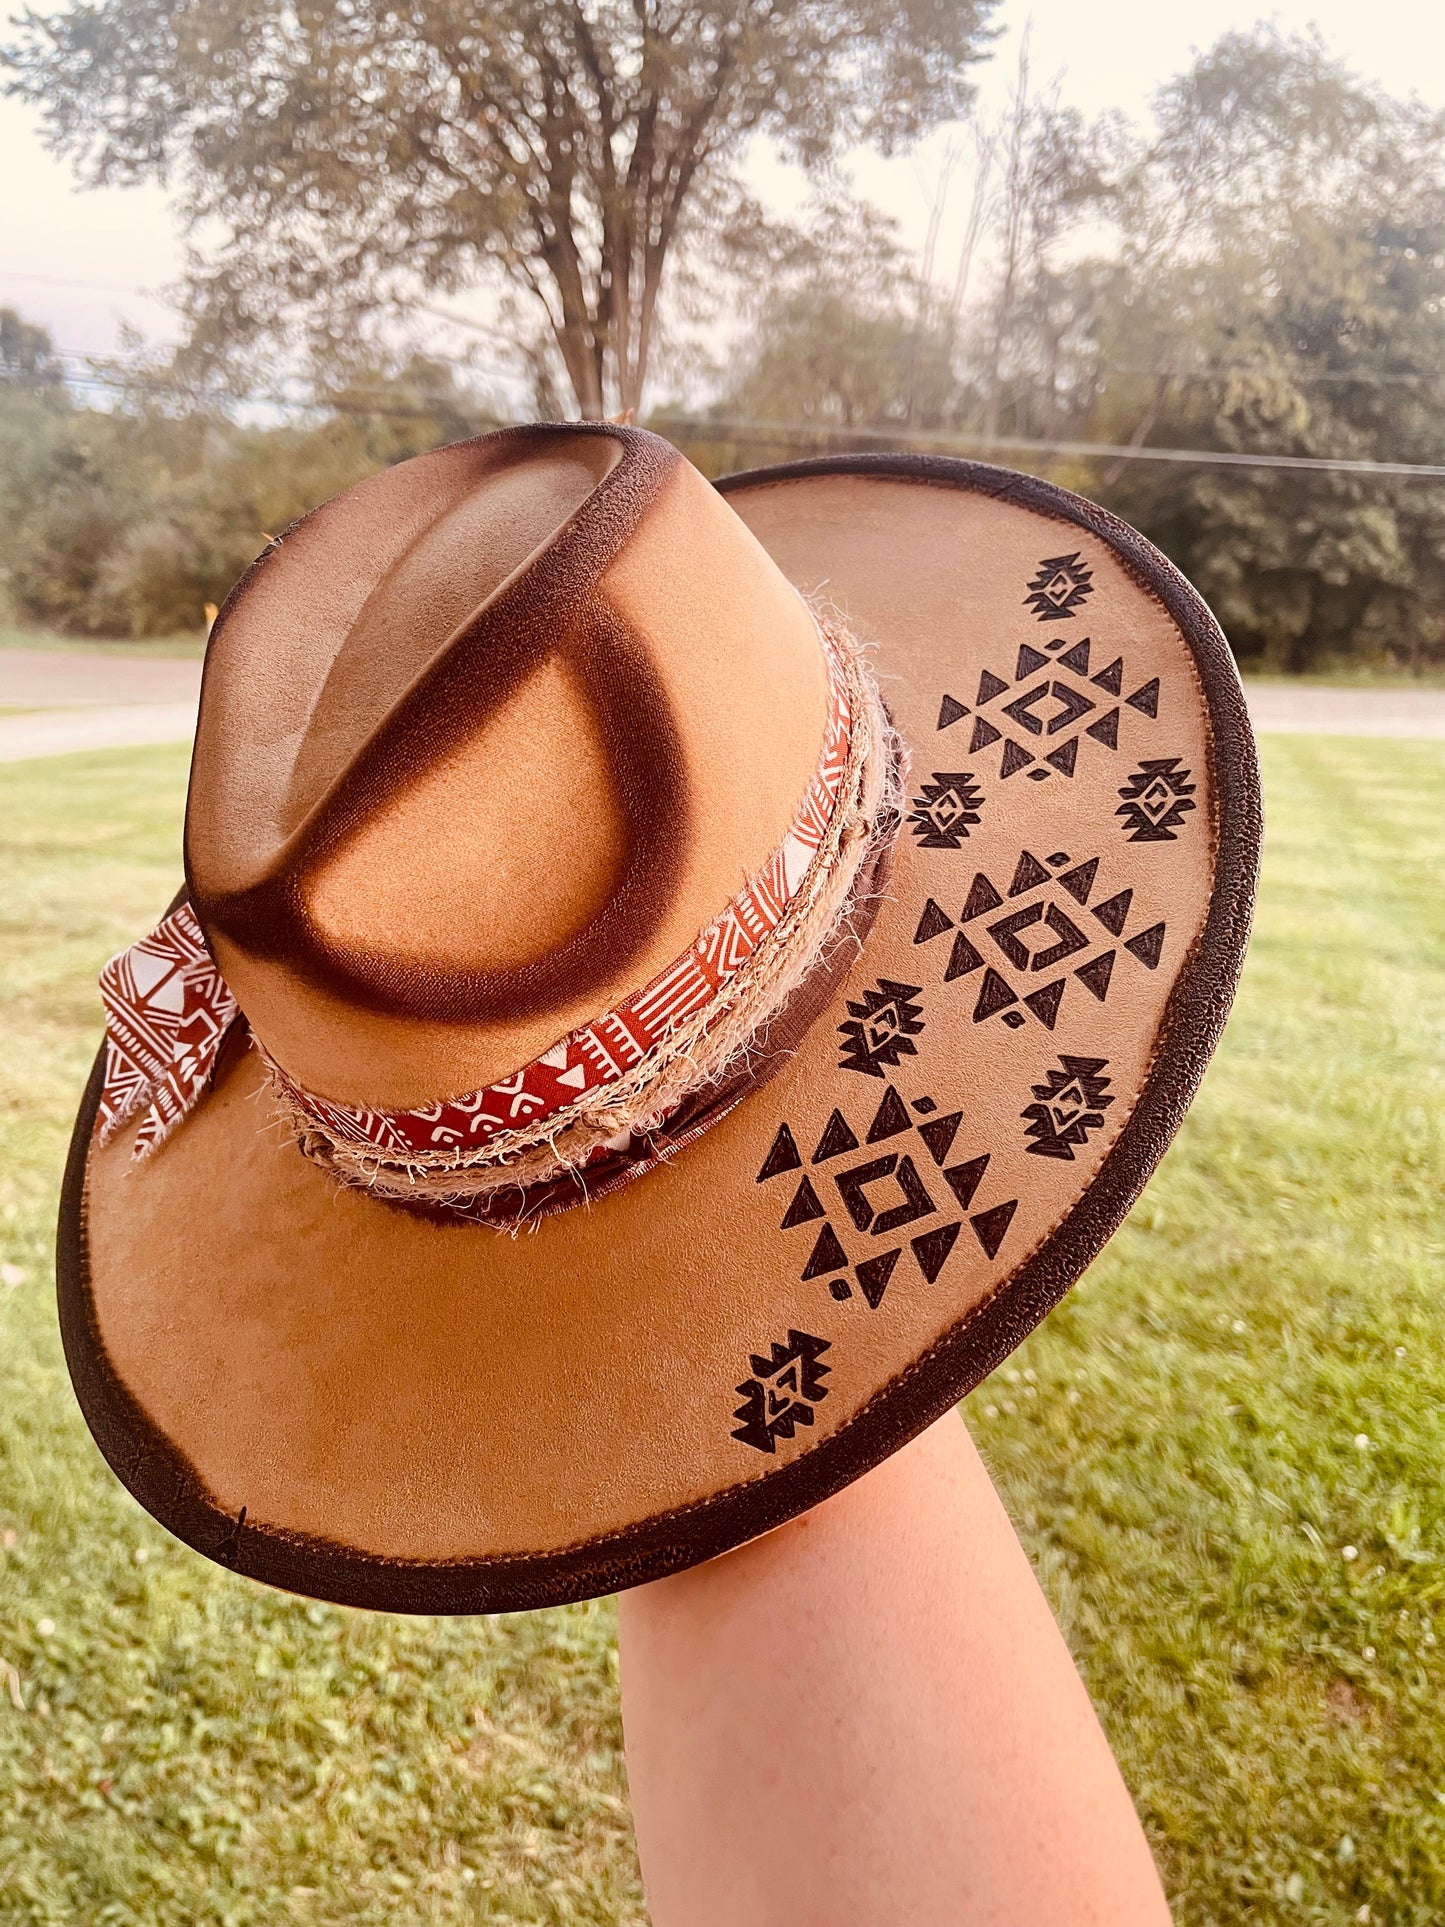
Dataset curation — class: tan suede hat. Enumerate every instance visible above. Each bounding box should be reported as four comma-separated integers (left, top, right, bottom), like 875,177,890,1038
59,424,1260,1612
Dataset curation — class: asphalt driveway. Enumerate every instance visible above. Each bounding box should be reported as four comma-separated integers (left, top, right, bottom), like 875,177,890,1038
0,648,203,764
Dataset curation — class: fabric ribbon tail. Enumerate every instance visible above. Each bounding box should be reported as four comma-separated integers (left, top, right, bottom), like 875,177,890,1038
95,902,241,1158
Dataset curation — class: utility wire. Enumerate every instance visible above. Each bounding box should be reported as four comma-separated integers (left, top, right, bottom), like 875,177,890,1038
19,357,1445,480
55,368,482,424
1106,363,1444,389
651,414,1445,481
45,344,503,413
0,268,165,296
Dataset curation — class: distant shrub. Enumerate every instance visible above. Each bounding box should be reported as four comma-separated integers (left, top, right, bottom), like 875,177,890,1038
0,326,497,638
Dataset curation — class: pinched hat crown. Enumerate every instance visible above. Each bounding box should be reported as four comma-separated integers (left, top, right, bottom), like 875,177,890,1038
161,426,899,1215
186,426,868,1111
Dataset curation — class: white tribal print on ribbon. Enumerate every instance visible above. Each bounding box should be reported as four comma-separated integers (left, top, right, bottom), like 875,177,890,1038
97,900,239,1155
98,623,853,1161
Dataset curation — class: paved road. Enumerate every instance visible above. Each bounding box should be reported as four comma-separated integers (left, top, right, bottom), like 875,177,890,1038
0,648,203,764
0,703,202,763
1,646,1443,762
1244,682,1445,738
0,647,202,708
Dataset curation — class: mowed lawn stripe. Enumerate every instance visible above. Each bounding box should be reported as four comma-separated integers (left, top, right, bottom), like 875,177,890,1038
1,734,1442,1925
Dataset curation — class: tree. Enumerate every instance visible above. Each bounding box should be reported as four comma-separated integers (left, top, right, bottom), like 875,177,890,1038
0,328,499,636
726,286,959,431
0,310,75,626
0,306,65,392
1087,28,1445,671
4,0,998,419
971,53,1117,444
718,197,959,433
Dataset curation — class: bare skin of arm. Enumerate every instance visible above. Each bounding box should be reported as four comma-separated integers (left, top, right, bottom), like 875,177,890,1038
618,1409,1171,1927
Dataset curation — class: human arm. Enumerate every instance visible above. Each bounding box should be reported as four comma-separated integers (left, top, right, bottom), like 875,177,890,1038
618,1407,1171,1926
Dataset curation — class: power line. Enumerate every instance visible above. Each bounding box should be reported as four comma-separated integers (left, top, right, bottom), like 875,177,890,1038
653,414,1445,480
0,268,167,297
1108,363,1443,390
12,279,1445,390
18,352,1445,478
52,367,490,425
420,303,513,344
45,342,506,413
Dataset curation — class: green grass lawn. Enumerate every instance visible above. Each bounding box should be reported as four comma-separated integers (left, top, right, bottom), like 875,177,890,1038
1,736,1442,1925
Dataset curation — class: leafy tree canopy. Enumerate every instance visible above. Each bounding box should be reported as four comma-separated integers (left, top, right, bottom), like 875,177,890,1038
706,26,1445,671
3,0,998,416
0,354,496,635
719,199,959,431
1088,30,1445,668
0,306,66,394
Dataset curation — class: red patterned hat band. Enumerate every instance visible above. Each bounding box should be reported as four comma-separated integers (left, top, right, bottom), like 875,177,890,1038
97,611,903,1225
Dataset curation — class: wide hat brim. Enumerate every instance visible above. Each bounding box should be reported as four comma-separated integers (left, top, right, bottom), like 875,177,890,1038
59,455,1260,1613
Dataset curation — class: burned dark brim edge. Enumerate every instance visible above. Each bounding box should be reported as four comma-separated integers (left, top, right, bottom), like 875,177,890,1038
56,455,1262,1616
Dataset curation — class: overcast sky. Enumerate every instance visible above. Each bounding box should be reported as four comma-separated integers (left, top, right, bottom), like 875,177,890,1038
4,0,1445,373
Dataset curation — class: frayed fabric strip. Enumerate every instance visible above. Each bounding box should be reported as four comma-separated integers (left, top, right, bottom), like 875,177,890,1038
267,612,902,1208
389,816,904,1233
94,610,904,1221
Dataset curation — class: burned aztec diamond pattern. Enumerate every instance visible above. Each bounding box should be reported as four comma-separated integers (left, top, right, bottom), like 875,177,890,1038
908,770,986,849
755,1085,1019,1316
1022,1056,1114,1160
913,847,1168,1033
837,978,926,1078
732,1329,832,1453
935,603,1165,789
1117,757,1197,842
1023,552,1094,621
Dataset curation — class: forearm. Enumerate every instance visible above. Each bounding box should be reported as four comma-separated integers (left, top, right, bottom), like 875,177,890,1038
618,1409,1170,1927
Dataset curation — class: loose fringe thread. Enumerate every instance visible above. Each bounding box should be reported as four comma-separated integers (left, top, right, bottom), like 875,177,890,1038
266,612,907,1209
